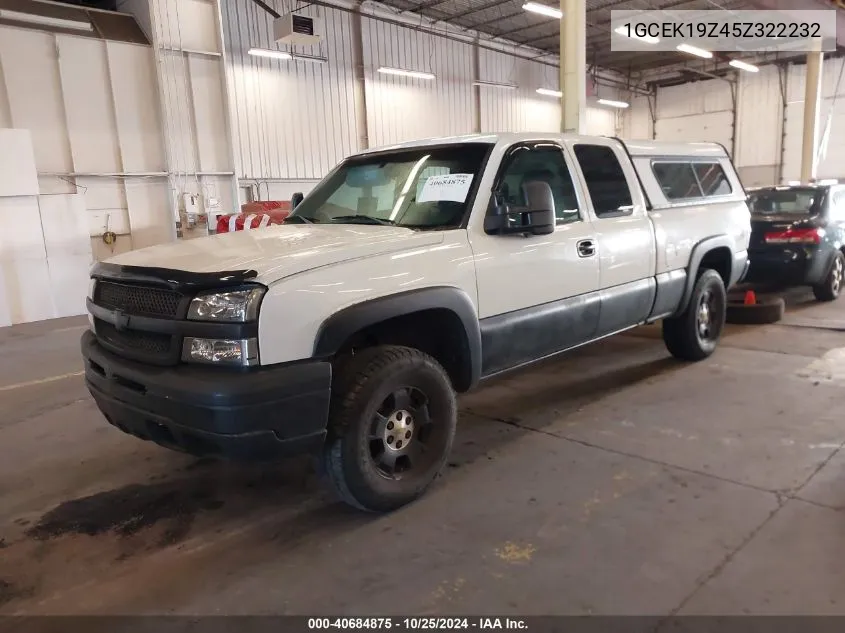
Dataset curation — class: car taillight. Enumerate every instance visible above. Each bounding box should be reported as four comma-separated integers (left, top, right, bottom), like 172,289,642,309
764,227,824,245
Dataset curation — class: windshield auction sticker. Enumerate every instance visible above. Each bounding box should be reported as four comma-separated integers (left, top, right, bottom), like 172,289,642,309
418,174,474,203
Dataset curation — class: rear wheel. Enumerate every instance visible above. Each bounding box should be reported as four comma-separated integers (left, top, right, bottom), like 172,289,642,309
812,252,844,302
663,269,726,362
320,345,456,513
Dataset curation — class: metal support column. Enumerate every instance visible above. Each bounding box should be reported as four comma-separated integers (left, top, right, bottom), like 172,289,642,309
559,0,585,133
472,36,482,133
800,45,824,183
351,1,370,151
777,64,788,183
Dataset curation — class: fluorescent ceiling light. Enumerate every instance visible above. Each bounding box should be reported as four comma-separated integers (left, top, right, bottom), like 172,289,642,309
729,59,758,73
536,88,562,97
676,43,712,59
522,2,562,19
613,25,659,44
248,47,292,60
474,80,518,90
598,98,629,108
0,9,93,31
377,66,435,80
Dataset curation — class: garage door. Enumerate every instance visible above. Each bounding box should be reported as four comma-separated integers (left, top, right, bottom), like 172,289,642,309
654,79,734,155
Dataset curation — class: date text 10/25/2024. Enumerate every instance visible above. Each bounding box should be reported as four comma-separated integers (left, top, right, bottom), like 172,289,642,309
308,618,528,630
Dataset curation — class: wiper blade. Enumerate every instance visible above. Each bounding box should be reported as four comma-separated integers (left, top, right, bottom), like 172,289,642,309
330,215,396,226
284,215,315,224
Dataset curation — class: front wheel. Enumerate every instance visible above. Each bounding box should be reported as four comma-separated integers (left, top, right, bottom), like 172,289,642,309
320,345,457,513
663,269,727,362
813,252,844,302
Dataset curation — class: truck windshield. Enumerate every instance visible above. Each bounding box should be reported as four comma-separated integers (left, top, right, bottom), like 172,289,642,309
748,188,822,216
286,143,491,229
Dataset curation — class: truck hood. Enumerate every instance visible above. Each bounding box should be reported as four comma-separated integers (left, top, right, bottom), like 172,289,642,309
106,224,446,284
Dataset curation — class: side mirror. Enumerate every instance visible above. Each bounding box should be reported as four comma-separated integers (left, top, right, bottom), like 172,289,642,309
291,192,304,209
484,180,556,236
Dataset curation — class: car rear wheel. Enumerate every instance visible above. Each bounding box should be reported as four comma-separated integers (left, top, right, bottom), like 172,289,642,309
663,269,727,362
320,345,456,513
813,252,844,302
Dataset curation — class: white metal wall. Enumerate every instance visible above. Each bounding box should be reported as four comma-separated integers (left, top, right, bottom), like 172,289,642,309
0,24,171,260
131,0,239,227
362,18,474,146
222,0,359,180
220,0,620,192
782,56,845,182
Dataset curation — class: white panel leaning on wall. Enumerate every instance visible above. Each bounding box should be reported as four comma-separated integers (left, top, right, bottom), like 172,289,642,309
0,129,93,326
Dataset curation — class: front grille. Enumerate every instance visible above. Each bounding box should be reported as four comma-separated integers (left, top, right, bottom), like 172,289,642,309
94,281,182,318
95,319,173,357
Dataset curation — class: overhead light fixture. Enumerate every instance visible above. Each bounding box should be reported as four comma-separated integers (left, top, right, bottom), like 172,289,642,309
522,2,563,19
613,25,659,44
248,47,293,60
676,43,713,59
0,9,93,31
729,59,758,73
474,80,518,90
536,88,562,98
293,54,327,64
377,66,436,80
597,98,629,108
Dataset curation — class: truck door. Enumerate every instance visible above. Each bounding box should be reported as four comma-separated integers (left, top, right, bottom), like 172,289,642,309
564,138,657,336
470,141,601,375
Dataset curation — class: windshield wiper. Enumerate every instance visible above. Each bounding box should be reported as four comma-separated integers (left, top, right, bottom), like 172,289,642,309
284,215,315,224
330,215,396,226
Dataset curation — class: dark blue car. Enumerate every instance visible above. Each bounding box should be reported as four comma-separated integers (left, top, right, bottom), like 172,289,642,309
745,183,845,302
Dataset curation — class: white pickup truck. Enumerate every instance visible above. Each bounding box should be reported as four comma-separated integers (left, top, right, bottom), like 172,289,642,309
82,133,751,512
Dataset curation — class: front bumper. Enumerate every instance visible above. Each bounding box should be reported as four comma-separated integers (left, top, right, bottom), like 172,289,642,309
745,246,832,287
81,330,331,460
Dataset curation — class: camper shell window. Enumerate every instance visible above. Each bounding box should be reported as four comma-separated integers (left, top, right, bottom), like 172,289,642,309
651,160,733,201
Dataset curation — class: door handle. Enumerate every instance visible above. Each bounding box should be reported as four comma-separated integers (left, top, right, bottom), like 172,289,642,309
577,239,596,258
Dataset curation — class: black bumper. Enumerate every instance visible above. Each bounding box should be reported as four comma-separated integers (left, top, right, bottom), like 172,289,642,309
745,246,833,287
81,330,331,460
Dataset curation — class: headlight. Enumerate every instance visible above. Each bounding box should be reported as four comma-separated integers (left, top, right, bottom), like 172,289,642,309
182,337,258,366
187,287,265,322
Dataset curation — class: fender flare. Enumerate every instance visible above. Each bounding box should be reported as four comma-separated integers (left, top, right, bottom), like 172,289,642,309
313,286,483,387
674,235,734,316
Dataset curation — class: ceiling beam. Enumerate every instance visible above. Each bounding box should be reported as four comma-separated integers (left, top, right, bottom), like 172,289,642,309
461,7,523,29
444,0,515,23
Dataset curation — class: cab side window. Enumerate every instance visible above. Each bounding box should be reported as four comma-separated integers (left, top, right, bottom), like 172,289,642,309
496,146,581,225
573,144,634,217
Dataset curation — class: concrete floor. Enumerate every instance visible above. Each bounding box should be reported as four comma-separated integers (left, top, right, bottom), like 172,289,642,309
2,292,845,615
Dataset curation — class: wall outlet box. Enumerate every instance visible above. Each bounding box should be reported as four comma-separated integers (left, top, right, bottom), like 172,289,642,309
207,197,220,208
182,193,200,215
274,13,322,46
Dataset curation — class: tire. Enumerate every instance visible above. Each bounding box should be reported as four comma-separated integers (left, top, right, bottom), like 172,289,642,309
663,269,727,362
320,345,457,513
725,296,785,325
812,252,844,302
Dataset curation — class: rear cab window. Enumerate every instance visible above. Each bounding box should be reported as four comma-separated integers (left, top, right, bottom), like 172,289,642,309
572,144,634,218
